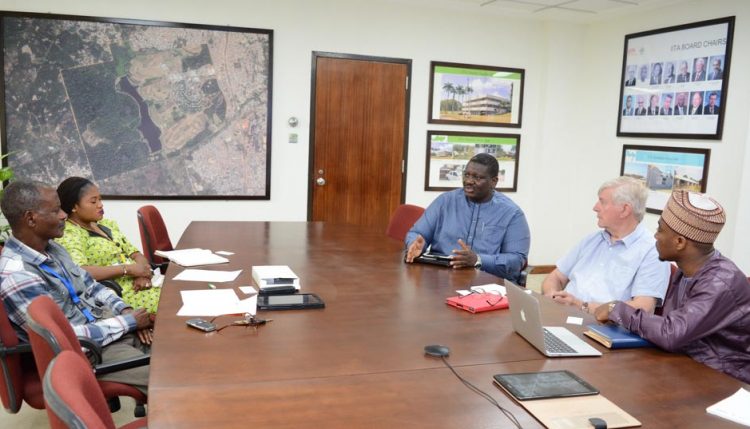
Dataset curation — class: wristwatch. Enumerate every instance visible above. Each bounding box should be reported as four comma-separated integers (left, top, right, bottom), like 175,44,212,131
607,301,617,313
474,256,482,269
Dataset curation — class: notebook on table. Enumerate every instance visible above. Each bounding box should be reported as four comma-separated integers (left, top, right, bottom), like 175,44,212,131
584,324,651,349
505,283,601,357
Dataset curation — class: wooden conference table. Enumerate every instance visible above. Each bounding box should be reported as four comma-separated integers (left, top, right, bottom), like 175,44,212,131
149,222,747,428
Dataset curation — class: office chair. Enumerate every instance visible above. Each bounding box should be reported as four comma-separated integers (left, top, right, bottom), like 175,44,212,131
385,204,425,241
656,263,678,316
137,205,173,268
25,296,149,417
43,351,147,429
0,300,44,414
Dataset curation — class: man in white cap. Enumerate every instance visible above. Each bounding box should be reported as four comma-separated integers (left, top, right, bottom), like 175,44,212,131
595,190,750,383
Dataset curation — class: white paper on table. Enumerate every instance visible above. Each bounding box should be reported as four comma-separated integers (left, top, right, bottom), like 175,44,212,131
239,286,258,295
456,289,471,296
172,269,242,283
177,289,257,316
215,250,235,256
566,316,583,326
155,248,229,267
706,388,750,426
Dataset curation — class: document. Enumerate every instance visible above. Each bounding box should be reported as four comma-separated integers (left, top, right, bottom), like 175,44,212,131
155,248,229,267
706,388,750,426
177,289,257,316
173,269,242,283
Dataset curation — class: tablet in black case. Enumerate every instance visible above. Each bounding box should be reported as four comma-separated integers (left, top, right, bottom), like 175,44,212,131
493,370,599,401
257,293,325,310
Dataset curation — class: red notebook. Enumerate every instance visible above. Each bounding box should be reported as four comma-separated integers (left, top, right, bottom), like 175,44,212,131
446,293,509,313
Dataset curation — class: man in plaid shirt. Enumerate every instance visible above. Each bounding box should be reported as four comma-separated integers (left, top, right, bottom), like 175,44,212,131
0,181,151,393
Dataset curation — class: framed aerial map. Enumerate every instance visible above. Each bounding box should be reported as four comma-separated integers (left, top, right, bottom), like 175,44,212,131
0,12,273,199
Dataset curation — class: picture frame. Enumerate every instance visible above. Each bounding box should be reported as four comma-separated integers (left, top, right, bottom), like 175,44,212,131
427,61,524,128
425,130,520,192
620,144,710,214
617,16,734,140
0,11,273,199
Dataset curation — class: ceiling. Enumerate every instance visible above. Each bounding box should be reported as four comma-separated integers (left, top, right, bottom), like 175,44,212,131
387,0,687,23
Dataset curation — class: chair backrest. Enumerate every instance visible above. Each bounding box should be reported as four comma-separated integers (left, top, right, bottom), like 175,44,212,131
137,205,173,265
43,351,117,429
655,263,679,316
26,296,86,388
0,299,44,413
385,204,425,241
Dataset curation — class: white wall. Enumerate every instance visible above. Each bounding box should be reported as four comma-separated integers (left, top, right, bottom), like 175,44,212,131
1,0,749,272
578,0,750,273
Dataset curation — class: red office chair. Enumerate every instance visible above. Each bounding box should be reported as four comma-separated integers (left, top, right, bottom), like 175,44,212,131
25,296,149,417
137,205,173,266
385,204,425,241
0,301,44,413
43,351,147,429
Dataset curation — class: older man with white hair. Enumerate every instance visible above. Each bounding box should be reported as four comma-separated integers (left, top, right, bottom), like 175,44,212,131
542,177,670,314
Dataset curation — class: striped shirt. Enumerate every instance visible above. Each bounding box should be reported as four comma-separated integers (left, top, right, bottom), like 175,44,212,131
0,236,135,346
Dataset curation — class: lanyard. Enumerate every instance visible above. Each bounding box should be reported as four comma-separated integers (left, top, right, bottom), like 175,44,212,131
39,262,95,323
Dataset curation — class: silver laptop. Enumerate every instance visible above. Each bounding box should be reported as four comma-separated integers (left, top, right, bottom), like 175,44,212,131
506,283,601,357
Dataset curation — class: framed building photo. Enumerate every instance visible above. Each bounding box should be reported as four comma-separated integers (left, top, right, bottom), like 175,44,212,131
1,12,273,199
427,61,524,128
617,16,734,140
620,145,710,214
425,131,520,192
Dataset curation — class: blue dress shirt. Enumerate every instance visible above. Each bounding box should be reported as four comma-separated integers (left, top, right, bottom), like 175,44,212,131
557,223,669,304
405,189,530,282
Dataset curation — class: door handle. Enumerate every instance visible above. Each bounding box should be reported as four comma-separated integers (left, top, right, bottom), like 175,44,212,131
316,177,326,186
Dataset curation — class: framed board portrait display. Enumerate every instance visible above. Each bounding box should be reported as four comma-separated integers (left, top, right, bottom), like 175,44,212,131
0,11,273,199
620,145,710,214
425,130,520,192
427,61,524,128
617,17,734,140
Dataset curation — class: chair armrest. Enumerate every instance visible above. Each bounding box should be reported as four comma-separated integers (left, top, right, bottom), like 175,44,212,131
78,336,104,365
0,342,32,357
77,336,150,374
99,279,123,297
93,353,150,376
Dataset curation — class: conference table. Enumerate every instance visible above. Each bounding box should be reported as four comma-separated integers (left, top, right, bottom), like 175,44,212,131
148,222,747,428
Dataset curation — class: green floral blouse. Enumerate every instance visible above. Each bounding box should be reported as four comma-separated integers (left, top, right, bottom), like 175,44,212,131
55,218,160,313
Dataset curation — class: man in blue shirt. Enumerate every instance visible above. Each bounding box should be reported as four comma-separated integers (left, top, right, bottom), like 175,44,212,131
542,177,670,315
405,153,530,283
0,181,152,393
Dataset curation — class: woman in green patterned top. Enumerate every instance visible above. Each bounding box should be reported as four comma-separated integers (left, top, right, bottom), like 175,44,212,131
56,177,161,313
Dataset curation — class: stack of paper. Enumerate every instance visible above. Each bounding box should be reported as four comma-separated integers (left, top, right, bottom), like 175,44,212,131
252,265,301,292
155,248,229,267
706,388,750,426
177,289,257,316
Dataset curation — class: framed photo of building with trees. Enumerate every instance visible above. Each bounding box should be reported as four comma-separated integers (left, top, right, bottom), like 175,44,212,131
425,131,520,192
427,61,524,128
620,144,710,214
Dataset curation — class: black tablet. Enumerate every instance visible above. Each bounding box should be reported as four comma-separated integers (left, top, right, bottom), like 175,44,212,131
493,370,599,401
412,252,452,267
257,293,325,310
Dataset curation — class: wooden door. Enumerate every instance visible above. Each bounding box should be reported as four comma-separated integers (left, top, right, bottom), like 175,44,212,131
309,53,410,228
